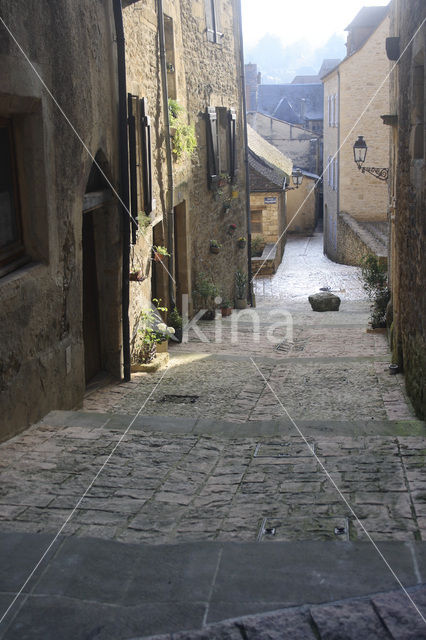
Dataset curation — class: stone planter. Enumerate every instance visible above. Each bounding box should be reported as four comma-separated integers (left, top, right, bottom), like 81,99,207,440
235,298,247,309
156,340,168,353
131,353,169,373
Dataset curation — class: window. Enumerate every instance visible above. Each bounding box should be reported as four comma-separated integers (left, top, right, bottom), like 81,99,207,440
251,210,263,234
0,117,24,268
128,95,152,243
206,106,237,185
327,155,333,186
205,0,223,44
327,96,331,127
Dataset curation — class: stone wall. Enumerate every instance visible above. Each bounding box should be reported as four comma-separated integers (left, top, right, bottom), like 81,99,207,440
0,0,121,440
247,112,321,175
338,15,390,222
335,212,387,267
322,70,339,259
286,177,317,234
389,0,426,418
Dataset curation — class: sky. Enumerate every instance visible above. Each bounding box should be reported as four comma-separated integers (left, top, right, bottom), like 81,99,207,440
241,0,390,50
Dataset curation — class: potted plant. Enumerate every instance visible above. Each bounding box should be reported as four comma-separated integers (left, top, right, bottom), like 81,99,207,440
129,268,146,282
235,270,248,309
153,245,170,262
210,240,221,254
228,223,237,236
220,299,232,317
237,236,247,249
132,309,161,365
251,234,266,257
193,272,219,320
168,306,183,343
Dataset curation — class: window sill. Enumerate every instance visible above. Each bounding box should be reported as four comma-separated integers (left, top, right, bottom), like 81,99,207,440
0,259,45,289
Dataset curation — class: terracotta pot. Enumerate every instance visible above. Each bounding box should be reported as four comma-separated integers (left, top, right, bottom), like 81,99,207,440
210,246,220,254
221,307,232,317
129,270,145,282
153,252,163,262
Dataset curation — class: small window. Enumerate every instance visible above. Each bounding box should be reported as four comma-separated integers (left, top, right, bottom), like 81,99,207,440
205,0,223,44
0,117,24,268
251,210,263,234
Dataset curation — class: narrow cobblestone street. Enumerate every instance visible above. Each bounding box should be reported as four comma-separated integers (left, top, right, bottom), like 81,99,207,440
1,234,425,639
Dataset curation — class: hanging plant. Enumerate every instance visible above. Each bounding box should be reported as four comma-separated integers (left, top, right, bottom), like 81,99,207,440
237,237,247,249
228,223,237,235
153,245,170,262
210,240,221,254
168,98,197,161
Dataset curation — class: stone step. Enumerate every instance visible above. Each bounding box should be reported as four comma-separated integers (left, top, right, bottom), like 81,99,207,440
0,531,425,639
42,410,426,437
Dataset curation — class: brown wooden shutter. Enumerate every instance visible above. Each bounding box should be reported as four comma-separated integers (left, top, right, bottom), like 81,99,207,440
140,98,152,216
228,108,237,179
127,93,138,244
206,106,219,184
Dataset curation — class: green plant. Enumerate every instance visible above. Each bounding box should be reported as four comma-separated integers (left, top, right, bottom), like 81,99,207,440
360,254,390,328
153,245,170,257
235,270,248,299
251,234,265,257
238,237,246,243
210,240,221,248
168,306,183,330
168,99,197,161
193,272,219,316
137,212,151,231
220,299,231,309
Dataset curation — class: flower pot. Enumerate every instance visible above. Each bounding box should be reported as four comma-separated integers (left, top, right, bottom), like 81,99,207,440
153,252,164,263
237,240,246,249
221,307,232,317
129,270,146,282
210,246,220,254
228,227,236,236
235,298,247,309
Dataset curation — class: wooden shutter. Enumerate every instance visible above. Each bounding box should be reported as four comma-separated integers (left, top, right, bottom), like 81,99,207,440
140,98,153,216
251,210,263,234
127,93,138,244
206,106,219,184
228,108,237,179
205,0,215,42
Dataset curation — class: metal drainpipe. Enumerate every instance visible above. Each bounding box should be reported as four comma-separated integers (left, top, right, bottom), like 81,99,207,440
236,0,253,306
337,69,341,216
157,0,175,309
112,0,131,382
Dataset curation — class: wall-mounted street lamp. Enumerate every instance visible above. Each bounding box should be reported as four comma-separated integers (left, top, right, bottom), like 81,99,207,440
353,136,389,181
285,168,304,191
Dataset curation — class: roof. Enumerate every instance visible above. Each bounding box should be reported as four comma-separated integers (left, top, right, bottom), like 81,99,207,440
257,83,324,125
247,125,293,179
318,59,341,79
291,75,320,84
248,152,285,191
345,5,389,30
301,170,320,180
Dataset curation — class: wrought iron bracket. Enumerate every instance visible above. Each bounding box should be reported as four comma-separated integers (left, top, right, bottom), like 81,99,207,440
356,164,389,181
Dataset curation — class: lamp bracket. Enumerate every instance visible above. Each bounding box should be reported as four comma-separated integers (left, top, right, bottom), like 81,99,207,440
356,164,389,182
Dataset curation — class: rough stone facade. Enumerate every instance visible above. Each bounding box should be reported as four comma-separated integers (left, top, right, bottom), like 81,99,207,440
0,0,122,440
322,11,390,264
247,112,321,176
388,0,426,418
123,0,248,331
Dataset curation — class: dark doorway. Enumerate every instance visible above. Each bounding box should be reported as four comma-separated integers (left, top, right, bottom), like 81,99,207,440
173,201,190,314
82,212,102,383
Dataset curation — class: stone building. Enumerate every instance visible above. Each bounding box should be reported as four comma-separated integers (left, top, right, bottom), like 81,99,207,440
0,0,249,440
387,0,425,418
123,0,248,331
286,171,320,235
0,0,125,440
248,125,291,275
322,6,390,264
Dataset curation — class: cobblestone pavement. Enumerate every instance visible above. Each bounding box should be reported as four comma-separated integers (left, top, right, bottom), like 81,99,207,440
1,233,426,638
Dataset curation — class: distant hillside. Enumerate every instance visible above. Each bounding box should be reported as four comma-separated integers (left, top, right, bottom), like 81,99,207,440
244,33,346,84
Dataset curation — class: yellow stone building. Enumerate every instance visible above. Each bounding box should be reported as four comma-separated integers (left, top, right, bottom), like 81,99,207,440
322,6,390,264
